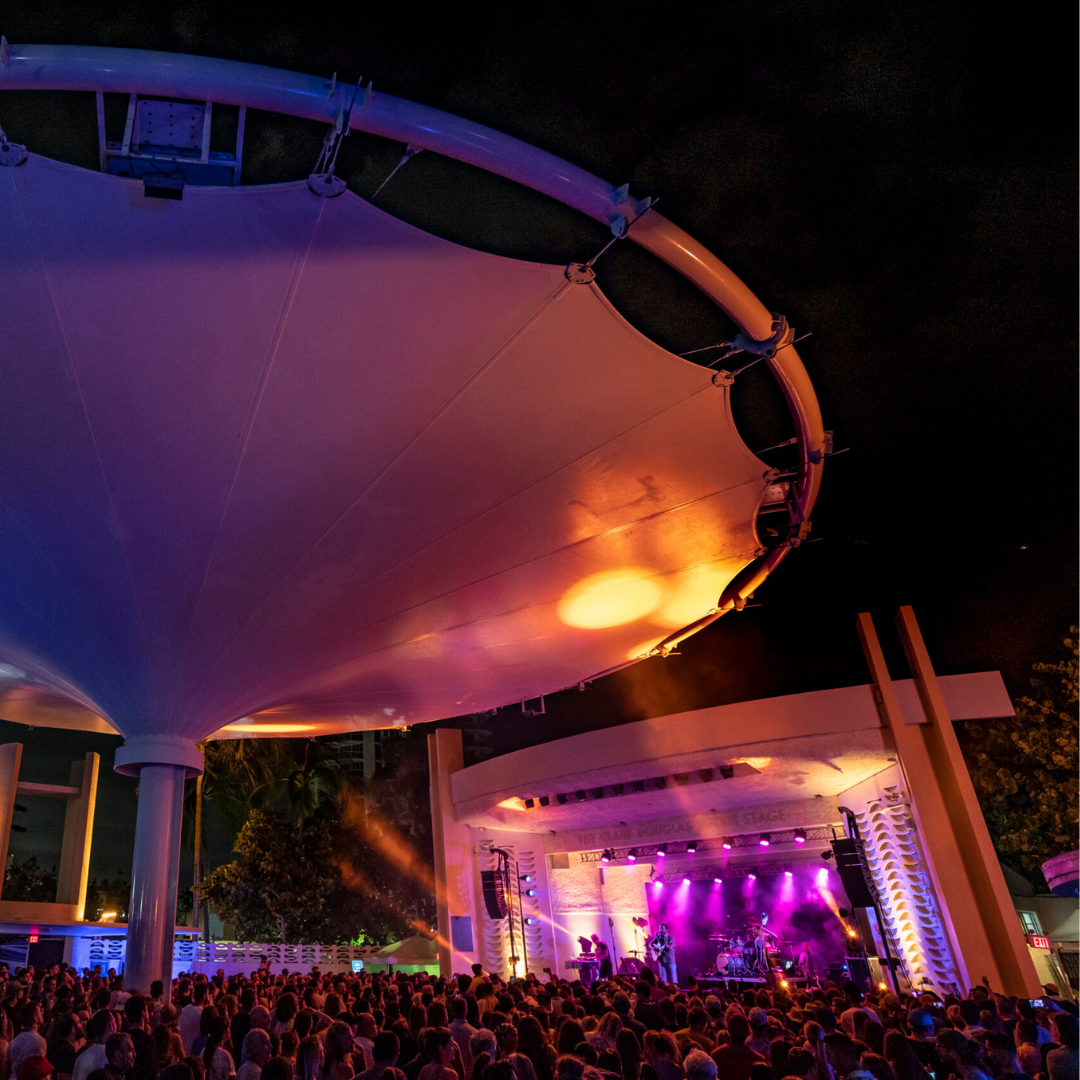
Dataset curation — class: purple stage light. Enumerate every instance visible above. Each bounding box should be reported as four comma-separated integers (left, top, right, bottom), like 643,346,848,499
627,848,637,862
721,838,733,849
683,876,691,884
758,833,771,847
784,869,793,877
794,829,808,845
653,879,663,890
816,866,829,885
748,871,757,880
714,876,723,884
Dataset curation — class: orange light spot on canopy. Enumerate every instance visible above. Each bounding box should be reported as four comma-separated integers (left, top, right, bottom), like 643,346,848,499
557,568,663,629
498,797,528,811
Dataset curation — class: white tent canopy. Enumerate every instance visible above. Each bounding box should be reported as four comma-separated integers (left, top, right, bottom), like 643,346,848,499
1,154,770,744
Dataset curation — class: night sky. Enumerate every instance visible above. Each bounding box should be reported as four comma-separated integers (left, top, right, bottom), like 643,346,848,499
1,3,1075,875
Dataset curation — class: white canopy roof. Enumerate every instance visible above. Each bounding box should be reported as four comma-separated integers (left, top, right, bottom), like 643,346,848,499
0,155,770,741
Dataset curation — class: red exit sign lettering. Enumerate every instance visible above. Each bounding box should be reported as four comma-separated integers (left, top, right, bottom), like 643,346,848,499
1027,934,1051,950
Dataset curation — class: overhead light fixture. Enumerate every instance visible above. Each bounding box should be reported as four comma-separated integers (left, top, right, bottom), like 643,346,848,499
748,871,757,880
719,765,734,780
556,793,568,805
627,848,638,862
525,888,537,897
632,780,645,793
838,906,851,918
521,874,534,883
759,833,771,847
538,795,550,807
654,777,667,790
576,790,587,802
714,876,723,884
784,869,793,877
524,917,536,926
686,840,697,853
698,768,713,783
721,837,733,850
657,843,668,858
524,798,535,809
612,783,624,796
682,876,691,884
591,787,605,799
600,849,612,864
821,849,834,860
793,828,807,844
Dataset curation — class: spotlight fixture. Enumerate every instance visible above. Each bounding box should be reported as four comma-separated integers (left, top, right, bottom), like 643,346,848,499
780,979,789,989
524,798,535,809
556,793,568,805
524,917,536,926
521,874,534,883
784,869,793,877
838,906,851,918
793,828,808,844
821,849,834,860
714,876,723,884
686,840,697,854
575,790,587,802
847,928,857,938
653,878,663,889
721,837,733,850
759,833,771,847
657,844,668,858
632,780,646,793
600,849,612,864
612,783,624,796
627,848,638,862
525,888,537,897
719,764,735,780
654,777,667,790
591,787,605,800
538,795,550,807
682,876,691,884
748,871,757,880
699,768,713,783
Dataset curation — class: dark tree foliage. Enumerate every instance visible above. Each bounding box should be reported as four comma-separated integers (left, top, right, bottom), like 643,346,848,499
84,876,132,922
957,629,1079,887
3,856,58,903
201,729,435,945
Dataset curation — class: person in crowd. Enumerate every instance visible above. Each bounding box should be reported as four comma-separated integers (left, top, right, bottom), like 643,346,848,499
73,1012,117,1080
180,987,208,1059
237,1032,273,1080
8,1003,48,1080
936,1030,993,1080
45,1016,81,1080
1044,1015,1077,1080
103,1032,137,1080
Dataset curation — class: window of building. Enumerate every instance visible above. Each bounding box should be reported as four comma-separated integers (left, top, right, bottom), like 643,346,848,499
1017,910,1043,936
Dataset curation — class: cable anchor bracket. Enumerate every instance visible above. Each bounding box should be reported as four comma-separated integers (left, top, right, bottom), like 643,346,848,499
309,76,371,197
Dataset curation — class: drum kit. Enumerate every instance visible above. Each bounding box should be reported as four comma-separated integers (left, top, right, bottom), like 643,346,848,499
706,922,792,977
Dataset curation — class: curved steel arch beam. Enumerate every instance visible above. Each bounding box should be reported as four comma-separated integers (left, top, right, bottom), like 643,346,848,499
0,42,824,645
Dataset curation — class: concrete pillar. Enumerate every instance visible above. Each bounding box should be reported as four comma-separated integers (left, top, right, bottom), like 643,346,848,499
428,729,479,978
0,744,23,899
115,736,203,994
857,609,1040,996
57,752,99,917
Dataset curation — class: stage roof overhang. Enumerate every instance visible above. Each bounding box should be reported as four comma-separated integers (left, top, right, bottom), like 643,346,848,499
0,46,827,744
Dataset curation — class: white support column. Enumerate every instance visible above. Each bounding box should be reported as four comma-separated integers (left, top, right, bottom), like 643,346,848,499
115,736,202,994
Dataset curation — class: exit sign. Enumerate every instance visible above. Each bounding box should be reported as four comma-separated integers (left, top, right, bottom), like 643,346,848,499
1027,934,1051,950
28,936,37,943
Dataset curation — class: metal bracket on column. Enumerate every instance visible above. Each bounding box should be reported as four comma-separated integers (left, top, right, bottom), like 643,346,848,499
309,75,370,197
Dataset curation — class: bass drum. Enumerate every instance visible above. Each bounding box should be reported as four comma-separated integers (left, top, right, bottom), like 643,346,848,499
715,951,734,974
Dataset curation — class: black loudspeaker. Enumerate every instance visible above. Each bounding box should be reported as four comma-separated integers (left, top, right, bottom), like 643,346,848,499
832,838,875,908
481,869,509,919
846,955,871,991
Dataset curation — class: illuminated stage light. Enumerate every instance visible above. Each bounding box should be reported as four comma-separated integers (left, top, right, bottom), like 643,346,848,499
714,877,723,883
722,837,733,850
686,840,697,853
538,796,550,807
600,850,611,863
821,849,834,860
877,982,888,991
653,879,663,889
847,928,857,938
576,790,587,802
525,888,537,897
525,917,536,925
657,844,668,858
556,793,568,805
523,798,535,809
521,874,534,883
784,869,793,877
816,866,830,884
682,876,691,884
780,979,789,989
759,833,771,847
748,872,757,880
793,829,807,844
627,849,638,862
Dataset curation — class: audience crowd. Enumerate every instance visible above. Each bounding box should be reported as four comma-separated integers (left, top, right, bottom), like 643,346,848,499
0,960,1075,1080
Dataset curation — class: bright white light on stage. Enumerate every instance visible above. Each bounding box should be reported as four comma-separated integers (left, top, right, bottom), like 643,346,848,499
682,876,691,884
714,876,723,884
784,869,793,877
627,849,638,862
653,879,663,890
657,844,668,858
794,829,808,844
748,872,757,880
817,866,829,885
686,841,697,853
759,834,771,847
557,567,663,628
722,837,733,849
